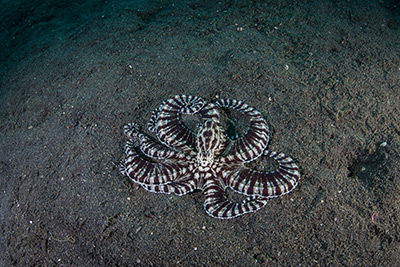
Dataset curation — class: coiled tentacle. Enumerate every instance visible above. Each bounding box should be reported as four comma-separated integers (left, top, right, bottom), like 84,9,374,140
154,95,219,154
124,123,186,160
225,150,300,198
203,178,268,219
215,99,269,163
141,176,199,196
122,123,190,186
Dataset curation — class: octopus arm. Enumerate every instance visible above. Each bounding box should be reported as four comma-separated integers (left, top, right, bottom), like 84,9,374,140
124,123,187,160
155,95,204,151
215,99,270,162
226,151,301,198
141,175,199,196
202,178,268,219
155,95,220,154
123,144,189,186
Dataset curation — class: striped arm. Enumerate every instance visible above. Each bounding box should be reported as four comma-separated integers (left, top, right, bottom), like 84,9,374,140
123,141,190,185
147,99,166,133
155,95,204,151
124,123,186,160
141,176,199,196
203,178,268,219
215,99,270,162
227,151,300,198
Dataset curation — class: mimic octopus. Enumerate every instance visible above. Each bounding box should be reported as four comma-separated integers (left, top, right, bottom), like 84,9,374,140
120,94,300,219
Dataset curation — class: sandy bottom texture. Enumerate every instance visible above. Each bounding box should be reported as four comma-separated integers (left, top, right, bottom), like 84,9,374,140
1,0,400,265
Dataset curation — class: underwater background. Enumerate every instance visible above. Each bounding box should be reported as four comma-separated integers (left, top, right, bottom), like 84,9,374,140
1,0,400,265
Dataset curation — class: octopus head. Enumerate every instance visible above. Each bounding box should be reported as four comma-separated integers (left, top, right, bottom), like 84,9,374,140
196,120,224,169
197,150,214,168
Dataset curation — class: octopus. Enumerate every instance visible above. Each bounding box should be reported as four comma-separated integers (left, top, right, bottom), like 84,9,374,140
120,95,300,219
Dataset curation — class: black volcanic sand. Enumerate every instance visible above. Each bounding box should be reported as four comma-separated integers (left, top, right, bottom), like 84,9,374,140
1,0,400,265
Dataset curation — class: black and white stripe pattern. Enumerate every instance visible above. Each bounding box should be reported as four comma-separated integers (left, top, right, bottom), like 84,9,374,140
203,178,268,219
196,120,226,166
123,143,190,186
147,100,166,133
154,95,219,153
215,99,270,163
124,123,185,160
122,123,191,186
121,95,300,219
141,176,199,195
226,150,300,198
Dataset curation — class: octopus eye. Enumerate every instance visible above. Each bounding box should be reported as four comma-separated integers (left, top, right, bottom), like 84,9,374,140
197,150,214,167
201,158,209,167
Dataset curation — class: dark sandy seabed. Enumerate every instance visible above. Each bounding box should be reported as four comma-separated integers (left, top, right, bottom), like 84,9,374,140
1,0,400,265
